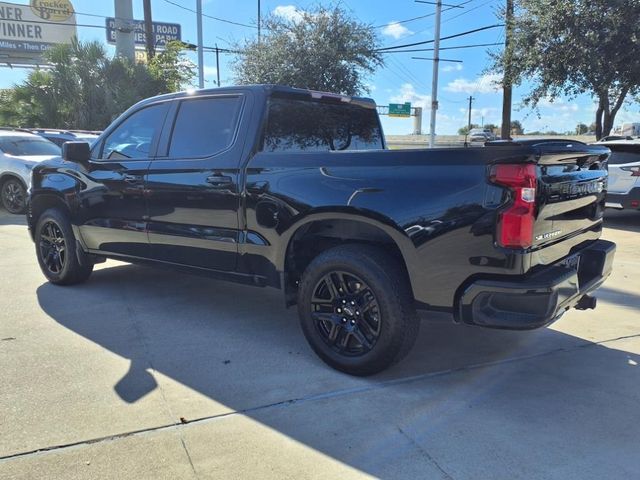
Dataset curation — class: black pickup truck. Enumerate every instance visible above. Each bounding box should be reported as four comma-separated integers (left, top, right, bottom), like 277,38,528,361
27,85,615,375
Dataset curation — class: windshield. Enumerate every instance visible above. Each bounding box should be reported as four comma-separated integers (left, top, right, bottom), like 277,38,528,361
0,136,61,156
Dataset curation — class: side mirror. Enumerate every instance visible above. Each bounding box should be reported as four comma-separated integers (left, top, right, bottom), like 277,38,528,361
62,141,91,165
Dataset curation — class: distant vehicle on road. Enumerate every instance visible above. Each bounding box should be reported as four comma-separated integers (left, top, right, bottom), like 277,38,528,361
597,139,640,210
598,135,634,143
30,129,100,147
469,128,497,142
620,123,640,137
0,130,60,214
27,85,615,375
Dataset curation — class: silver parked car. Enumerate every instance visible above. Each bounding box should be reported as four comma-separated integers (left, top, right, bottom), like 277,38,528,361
0,129,61,214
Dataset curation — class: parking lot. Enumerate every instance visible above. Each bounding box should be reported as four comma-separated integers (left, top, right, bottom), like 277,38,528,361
0,208,639,479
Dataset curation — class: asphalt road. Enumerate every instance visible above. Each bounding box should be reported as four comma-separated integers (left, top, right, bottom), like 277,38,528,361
0,208,639,479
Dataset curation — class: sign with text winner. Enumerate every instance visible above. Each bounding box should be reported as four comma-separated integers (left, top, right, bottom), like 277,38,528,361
105,18,181,50
0,0,77,65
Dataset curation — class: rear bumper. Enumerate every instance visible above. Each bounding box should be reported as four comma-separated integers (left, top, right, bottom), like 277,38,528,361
606,187,640,209
458,240,616,330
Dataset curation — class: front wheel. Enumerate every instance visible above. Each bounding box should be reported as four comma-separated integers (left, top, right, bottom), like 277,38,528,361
35,208,93,285
1,177,27,214
297,244,419,376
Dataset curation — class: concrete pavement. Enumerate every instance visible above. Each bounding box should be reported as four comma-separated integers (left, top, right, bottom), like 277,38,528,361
0,208,639,479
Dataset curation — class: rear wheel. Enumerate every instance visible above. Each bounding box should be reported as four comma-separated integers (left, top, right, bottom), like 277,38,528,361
1,177,27,214
35,208,93,285
297,244,419,376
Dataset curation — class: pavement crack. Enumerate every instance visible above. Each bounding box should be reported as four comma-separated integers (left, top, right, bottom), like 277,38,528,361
179,437,199,478
397,427,455,480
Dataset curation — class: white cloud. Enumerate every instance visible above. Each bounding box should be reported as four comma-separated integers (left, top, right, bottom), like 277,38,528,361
382,22,414,40
273,5,304,22
390,83,431,110
538,97,579,113
203,65,217,77
445,73,502,94
442,64,463,73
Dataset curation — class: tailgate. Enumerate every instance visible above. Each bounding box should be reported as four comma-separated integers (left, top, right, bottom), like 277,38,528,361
486,140,610,266
532,141,609,253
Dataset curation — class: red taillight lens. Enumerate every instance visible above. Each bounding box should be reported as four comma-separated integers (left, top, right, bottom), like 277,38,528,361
621,166,640,177
490,163,537,249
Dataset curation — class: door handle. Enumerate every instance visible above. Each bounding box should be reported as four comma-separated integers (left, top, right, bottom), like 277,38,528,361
206,174,234,187
123,174,143,183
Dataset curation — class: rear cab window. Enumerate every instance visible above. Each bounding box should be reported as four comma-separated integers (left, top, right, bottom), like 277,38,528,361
262,95,384,153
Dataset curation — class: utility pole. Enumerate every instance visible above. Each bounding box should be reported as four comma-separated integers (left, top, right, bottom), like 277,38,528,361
196,0,204,88
114,0,135,61
429,0,442,148
143,0,155,60
215,44,220,86
258,0,261,42
501,0,514,139
467,95,474,139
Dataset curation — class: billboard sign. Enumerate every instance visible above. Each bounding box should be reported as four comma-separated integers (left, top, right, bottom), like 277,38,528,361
0,0,77,65
105,18,181,50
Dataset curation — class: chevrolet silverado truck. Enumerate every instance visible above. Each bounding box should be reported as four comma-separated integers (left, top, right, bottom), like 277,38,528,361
27,85,616,375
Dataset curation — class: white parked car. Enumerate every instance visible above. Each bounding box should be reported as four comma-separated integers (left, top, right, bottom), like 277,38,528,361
597,139,640,210
0,129,61,214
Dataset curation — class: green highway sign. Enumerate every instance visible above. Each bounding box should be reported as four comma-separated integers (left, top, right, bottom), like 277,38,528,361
388,102,412,117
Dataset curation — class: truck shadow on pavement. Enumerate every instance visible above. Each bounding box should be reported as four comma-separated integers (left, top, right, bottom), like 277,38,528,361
34,261,640,478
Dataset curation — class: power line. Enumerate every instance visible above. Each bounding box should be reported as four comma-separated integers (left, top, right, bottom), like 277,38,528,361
381,42,503,54
161,0,258,29
376,24,505,51
372,0,472,32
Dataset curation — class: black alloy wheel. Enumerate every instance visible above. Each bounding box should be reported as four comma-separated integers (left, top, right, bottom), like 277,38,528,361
1,178,26,214
310,271,381,356
39,220,67,275
35,208,93,285
298,244,419,376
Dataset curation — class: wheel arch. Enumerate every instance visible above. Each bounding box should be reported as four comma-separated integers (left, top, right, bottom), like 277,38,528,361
28,192,72,240
279,212,419,306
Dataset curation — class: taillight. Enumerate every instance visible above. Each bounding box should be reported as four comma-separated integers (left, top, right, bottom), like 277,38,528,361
621,166,640,177
490,163,537,249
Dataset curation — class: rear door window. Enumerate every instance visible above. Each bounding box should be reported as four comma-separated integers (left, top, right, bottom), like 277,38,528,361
168,96,244,158
607,145,640,165
263,97,383,152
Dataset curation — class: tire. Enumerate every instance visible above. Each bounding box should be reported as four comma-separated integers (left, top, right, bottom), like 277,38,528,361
297,244,419,376
35,208,93,285
1,177,27,214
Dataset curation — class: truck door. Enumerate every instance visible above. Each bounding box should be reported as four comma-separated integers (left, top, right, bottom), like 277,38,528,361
78,101,170,258
145,93,249,271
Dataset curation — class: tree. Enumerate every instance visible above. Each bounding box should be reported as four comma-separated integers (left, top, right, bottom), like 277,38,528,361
458,124,479,135
483,123,498,132
232,5,383,96
0,39,194,130
575,123,588,135
493,0,640,139
510,120,524,135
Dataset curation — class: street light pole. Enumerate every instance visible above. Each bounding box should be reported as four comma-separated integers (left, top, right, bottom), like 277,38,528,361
196,0,204,88
429,0,442,148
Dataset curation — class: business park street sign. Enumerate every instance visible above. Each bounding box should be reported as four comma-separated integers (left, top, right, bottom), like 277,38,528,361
0,0,77,66
105,18,181,50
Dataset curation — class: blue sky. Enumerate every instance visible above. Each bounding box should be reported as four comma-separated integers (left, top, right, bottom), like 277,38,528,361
1,0,638,135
